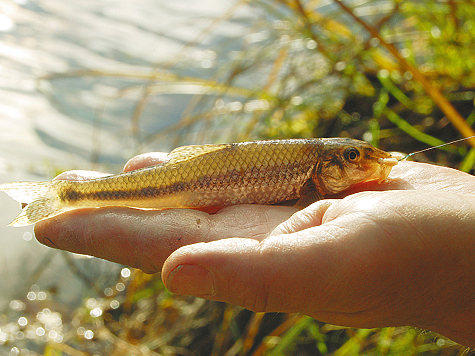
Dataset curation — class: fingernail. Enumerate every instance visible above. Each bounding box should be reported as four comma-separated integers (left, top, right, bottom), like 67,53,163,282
165,265,215,296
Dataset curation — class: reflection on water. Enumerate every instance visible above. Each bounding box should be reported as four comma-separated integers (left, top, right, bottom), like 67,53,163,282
0,0,254,353
1,269,132,354
0,0,254,174
0,13,14,32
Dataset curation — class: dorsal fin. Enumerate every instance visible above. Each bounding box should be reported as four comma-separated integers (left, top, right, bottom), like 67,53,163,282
166,144,231,165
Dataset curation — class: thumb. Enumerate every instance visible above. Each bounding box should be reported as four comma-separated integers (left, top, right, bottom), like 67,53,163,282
161,233,335,314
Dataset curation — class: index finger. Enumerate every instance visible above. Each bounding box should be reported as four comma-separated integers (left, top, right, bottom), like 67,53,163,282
34,204,296,274
123,152,169,172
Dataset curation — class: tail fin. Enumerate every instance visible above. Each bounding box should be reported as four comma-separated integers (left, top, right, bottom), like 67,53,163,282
0,181,62,227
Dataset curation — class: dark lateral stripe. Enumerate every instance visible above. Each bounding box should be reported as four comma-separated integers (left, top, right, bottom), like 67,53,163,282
59,162,308,203
62,189,84,202
60,183,191,202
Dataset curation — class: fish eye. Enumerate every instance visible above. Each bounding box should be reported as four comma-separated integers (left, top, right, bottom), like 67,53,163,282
344,148,360,162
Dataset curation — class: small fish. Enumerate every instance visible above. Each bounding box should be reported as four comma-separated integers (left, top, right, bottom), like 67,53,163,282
0,138,398,227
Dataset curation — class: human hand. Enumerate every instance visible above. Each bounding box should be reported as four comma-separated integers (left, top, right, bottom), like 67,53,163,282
160,159,475,346
34,154,475,346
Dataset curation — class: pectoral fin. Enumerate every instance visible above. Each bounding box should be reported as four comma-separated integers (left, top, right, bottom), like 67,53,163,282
294,179,323,209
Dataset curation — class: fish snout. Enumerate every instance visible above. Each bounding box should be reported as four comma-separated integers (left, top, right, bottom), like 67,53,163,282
375,153,400,182
377,156,399,167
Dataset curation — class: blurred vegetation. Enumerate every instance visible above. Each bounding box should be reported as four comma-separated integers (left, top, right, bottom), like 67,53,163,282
6,0,475,355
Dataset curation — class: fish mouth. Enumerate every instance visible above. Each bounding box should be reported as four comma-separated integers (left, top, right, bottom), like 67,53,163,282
375,155,399,182
377,157,399,167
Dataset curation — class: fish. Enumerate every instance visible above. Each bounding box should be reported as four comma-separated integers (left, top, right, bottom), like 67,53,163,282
0,138,398,227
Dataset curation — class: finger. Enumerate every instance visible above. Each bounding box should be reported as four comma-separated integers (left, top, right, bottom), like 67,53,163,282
161,230,340,316
160,204,417,327
160,191,427,322
270,199,335,236
34,204,296,274
53,170,111,181
35,207,212,274
123,152,169,172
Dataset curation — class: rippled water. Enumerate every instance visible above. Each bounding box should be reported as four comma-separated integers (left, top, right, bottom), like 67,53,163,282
0,1,254,352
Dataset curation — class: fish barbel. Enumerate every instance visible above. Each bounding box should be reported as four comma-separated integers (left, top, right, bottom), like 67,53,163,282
0,138,398,227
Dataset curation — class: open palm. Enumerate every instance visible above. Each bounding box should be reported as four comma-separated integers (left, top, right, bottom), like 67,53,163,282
35,154,475,346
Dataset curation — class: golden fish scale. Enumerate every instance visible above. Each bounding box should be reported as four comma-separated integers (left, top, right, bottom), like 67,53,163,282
57,140,324,209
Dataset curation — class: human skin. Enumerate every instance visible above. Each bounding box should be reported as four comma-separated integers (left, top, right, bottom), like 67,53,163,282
34,154,475,347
